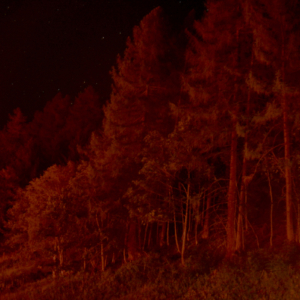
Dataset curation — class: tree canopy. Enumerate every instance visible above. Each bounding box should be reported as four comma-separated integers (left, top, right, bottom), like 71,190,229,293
2,0,300,279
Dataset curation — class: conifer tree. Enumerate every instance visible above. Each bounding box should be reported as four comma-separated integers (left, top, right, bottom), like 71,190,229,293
30,92,71,169
103,6,181,166
102,7,183,260
0,108,33,182
0,167,18,239
248,0,300,242
64,86,103,161
185,0,254,257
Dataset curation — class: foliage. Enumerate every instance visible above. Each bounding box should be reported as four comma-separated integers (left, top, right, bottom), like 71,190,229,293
2,1,300,299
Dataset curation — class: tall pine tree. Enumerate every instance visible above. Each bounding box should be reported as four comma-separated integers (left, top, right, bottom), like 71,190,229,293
249,0,300,242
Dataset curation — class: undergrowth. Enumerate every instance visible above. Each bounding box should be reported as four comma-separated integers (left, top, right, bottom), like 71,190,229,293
2,244,300,299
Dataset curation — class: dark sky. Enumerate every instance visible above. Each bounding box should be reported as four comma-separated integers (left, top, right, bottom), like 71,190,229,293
0,0,204,127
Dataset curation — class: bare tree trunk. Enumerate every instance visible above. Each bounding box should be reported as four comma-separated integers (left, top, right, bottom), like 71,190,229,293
202,191,211,239
148,222,152,249
267,168,274,248
194,192,200,245
156,222,159,246
297,197,300,243
295,179,300,243
127,221,139,261
236,157,246,252
281,24,294,242
138,220,142,250
181,174,190,266
282,95,294,242
195,219,199,245
83,247,87,271
201,192,205,227
174,208,180,253
100,241,105,271
143,222,148,250
123,248,127,263
187,202,192,242
226,115,238,259
236,78,252,252
167,221,170,246
160,222,166,247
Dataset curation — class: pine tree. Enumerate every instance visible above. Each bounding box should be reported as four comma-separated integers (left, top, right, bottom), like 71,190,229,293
185,0,254,257
64,86,103,161
248,0,300,242
30,92,71,169
0,167,18,239
101,7,183,261
0,108,35,183
103,6,181,165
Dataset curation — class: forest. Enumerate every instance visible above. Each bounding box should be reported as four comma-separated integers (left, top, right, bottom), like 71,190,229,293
2,0,300,298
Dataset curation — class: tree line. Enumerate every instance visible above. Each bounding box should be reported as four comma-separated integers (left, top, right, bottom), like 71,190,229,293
1,0,300,275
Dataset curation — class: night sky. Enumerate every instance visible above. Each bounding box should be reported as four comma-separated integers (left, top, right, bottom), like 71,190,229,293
0,0,204,127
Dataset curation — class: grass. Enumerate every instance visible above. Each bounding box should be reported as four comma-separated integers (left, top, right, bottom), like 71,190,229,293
2,243,300,299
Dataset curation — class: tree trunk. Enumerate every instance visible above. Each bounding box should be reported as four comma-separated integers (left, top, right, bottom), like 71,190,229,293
280,19,294,242
195,218,199,245
202,191,211,239
148,222,153,248
143,222,149,250
187,202,192,242
294,179,300,243
181,179,190,266
100,241,105,271
195,192,200,245
201,192,205,227
123,248,127,263
127,221,140,261
236,74,252,252
236,155,246,252
283,101,294,242
167,221,170,246
281,61,294,242
226,117,238,259
160,222,166,247
138,220,142,250
267,168,274,248
297,197,300,243
174,208,180,253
